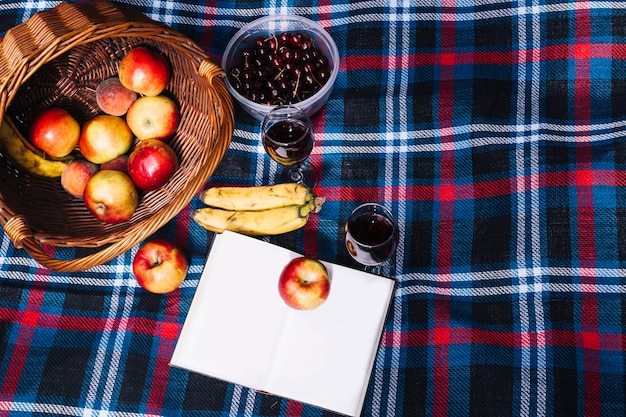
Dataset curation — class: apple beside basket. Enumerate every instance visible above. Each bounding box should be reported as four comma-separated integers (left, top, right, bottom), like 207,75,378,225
0,1,234,272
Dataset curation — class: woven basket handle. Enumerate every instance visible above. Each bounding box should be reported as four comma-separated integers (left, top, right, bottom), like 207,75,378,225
199,59,226,84
198,58,234,115
198,59,235,126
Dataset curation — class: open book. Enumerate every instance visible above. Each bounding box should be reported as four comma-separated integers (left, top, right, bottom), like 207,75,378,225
170,231,395,417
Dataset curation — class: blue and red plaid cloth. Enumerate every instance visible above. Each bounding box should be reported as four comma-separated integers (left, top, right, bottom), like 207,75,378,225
1,0,625,416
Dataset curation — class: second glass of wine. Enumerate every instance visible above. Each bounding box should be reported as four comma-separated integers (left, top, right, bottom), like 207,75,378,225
345,203,398,274
261,105,316,186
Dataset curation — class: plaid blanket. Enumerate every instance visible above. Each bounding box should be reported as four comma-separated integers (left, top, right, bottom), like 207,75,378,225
1,0,625,416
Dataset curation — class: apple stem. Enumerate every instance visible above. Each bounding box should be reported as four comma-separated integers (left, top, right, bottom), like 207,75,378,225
151,251,162,267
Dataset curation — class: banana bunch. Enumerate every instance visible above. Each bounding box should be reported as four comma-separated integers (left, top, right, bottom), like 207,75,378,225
0,116,70,177
192,182,325,236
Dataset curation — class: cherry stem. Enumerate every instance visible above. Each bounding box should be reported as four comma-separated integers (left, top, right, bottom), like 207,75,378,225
292,72,301,99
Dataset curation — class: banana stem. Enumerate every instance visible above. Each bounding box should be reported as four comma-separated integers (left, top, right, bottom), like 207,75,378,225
311,196,325,214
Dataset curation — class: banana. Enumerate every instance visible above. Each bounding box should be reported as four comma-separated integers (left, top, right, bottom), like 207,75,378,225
0,116,70,177
192,201,316,236
200,182,316,211
194,183,325,236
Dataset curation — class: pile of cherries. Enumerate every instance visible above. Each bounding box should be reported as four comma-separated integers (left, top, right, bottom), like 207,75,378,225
228,31,332,106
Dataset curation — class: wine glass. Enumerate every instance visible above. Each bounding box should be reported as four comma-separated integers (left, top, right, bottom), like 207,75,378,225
345,203,398,274
261,105,316,186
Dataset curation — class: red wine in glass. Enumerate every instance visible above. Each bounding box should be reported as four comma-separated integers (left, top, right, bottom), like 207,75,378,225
262,105,316,185
263,119,314,166
345,203,398,273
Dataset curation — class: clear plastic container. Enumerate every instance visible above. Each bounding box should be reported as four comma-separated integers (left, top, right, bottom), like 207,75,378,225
221,15,339,121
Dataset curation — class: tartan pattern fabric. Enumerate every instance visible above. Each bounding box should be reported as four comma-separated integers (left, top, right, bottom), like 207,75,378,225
0,0,625,416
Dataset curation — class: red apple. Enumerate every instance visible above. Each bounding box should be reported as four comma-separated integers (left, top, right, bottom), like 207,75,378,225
278,257,330,310
127,139,179,192
96,77,137,116
132,239,188,294
125,95,179,141
83,170,138,224
79,115,133,164
118,46,171,96
28,107,80,158
100,154,129,173
61,159,99,198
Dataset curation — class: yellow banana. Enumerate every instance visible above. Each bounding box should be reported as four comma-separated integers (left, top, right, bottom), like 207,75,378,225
0,116,70,177
192,201,315,236
200,182,316,211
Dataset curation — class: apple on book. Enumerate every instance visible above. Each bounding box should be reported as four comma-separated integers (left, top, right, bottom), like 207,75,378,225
278,257,330,310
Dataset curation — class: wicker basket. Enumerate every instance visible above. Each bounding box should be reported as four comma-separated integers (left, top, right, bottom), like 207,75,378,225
0,1,234,272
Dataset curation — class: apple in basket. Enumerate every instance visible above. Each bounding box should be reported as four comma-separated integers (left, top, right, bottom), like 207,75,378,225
78,114,133,164
278,257,331,310
133,239,188,294
100,154,129,174
83,170,138,224
61,159,99,199
28,107,80,158
125,95,180,141
118,46,171,97
127,139,179,192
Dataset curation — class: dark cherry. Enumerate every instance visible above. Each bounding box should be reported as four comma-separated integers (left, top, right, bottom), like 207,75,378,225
292,65,303,77
316,56,328,68
271,57,284,68
255,46,269,58
249,90,266,102
241,68,255,80
278,80,290,91
302,62,315,74
316,68,330,83
267,37,278,51
278,32,291,46
241,80,253,92
258,67,272,79
300,39,312,50
269,88,281,100
280,48,295,62
290,33,303,46
303,73,316,87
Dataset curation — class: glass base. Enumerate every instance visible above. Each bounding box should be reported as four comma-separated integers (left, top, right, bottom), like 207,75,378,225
281,162,318,188
363,264,382,275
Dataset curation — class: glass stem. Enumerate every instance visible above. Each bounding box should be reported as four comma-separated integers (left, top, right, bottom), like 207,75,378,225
283,164,305,183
